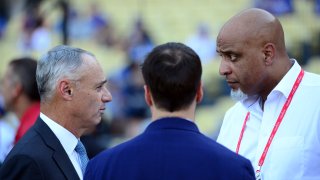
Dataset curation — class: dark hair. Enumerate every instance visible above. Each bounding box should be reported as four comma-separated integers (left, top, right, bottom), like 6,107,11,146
142,42,202,112
9,57,40,101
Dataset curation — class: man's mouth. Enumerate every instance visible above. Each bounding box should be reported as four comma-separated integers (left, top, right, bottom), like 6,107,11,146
226,80,239,89
99,107,106,113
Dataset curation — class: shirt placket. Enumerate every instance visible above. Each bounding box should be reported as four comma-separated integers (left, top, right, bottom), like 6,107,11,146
254,95,281,175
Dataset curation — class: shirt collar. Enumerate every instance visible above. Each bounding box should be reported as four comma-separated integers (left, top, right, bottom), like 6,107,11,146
241,59,302,108
40,112,78,156
272,59,302,98
145,117,200,133
241,95,260,109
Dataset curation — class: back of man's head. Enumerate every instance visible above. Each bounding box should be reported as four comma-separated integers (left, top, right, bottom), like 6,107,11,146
142,42,202,112
9,57,40,101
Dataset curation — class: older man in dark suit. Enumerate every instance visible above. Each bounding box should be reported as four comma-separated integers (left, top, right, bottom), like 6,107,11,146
0,45,112,180
84,42,255,180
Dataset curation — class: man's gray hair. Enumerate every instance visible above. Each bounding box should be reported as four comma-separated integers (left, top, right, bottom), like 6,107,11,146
36,45,94,102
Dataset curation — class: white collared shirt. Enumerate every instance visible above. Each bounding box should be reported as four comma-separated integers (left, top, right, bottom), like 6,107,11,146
40,113,83,179
217,60,320,180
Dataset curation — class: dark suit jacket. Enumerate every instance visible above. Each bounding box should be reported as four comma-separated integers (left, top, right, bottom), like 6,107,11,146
84,117,255,180
0,117,80,180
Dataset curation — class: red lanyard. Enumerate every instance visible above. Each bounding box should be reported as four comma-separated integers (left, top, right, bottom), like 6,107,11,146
236,69,304,173
236,111,250,154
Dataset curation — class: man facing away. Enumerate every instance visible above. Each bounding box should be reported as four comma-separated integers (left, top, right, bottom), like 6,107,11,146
216,8,320,180
84,42,255,180
0,45,112,180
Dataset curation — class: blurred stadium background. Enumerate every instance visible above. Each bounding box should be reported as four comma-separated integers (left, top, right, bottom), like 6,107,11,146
0,0,319,149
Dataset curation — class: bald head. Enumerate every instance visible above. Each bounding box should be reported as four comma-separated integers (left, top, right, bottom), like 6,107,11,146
217,8,293,100
218,8,286,55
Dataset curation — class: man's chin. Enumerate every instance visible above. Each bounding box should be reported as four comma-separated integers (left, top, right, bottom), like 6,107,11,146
230,89,248,101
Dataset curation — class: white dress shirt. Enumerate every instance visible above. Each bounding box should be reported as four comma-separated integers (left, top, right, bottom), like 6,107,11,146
0,119,16,162
40,113,83,179
217,60,320,180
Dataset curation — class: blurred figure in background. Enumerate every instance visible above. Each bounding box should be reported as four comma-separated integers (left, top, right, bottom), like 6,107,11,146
29,16,51,55
0,0,10,40
0,94,18,165
109,58,149,137
316,0,320,16
18,2,51,55
254,0,294,16
85,42,255,180
123,17,154,63
0,57,40,145
217,8,320,179
107,17,153,139
0,95,7,129
88,2,117,47
56,0,70,44
186,23,217,64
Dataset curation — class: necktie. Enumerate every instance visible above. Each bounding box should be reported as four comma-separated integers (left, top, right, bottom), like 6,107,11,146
75,140,89,174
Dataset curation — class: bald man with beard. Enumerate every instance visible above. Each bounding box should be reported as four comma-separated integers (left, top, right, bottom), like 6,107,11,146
216,8,320,180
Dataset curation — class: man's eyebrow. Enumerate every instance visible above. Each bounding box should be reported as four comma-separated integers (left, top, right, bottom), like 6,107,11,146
217,49,230,54
217,49,238,55
96,79,108,86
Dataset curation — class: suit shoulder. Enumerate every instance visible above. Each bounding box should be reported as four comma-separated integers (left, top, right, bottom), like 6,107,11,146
195,133,249,164
86,136,144,178
90,134,144,163
210,142,254,178
5,127,49,163
0,154,43,179
187,134,255,179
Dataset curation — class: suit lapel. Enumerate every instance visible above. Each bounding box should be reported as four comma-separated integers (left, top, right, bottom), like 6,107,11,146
52,151,80,180
34,118,80,180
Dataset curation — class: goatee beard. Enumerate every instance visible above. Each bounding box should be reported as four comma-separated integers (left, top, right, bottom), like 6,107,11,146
230,89,248,101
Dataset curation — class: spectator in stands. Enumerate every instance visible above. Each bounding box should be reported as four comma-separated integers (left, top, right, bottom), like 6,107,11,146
88,2,117,47
107,17,154,138
30,17,52,55
316,0,320,16
186,23,217,64
0,58,40,144
123,17,154,63
18,3,51,55
107,50,150,139
0,94,18,165
254,0,294,16
0,0,10,39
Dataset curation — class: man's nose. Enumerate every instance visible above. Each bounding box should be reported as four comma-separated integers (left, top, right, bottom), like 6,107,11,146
219,60,232,76
102,89,112,103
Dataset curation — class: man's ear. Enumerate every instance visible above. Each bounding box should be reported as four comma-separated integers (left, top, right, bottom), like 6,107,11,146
144,85,153,106
196,81,203,103
12,83,23,98
263,43,275,66
58,80,73,101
